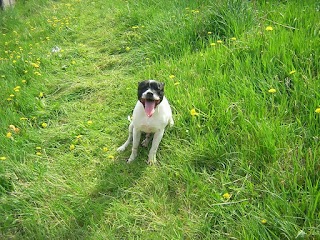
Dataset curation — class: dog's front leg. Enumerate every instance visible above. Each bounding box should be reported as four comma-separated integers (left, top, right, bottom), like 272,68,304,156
127,127,141,163
147,129,165,165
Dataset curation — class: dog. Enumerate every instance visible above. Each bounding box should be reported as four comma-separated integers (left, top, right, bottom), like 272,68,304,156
117,80,174,164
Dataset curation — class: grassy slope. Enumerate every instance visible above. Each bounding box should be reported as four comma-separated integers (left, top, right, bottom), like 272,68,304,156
1,0,320,239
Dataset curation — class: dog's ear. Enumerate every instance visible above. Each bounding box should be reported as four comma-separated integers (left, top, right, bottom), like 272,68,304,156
159,82,165,89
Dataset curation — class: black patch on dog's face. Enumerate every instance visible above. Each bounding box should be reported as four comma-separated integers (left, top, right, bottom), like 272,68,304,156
138,80,165,102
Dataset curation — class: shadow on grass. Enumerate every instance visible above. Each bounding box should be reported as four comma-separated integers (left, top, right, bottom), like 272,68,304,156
62,155,148,239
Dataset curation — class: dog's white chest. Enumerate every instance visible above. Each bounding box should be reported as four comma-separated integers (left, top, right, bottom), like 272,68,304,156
132,97,172,133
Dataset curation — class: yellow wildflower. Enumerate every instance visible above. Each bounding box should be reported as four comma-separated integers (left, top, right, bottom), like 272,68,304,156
36,152,42,156
222,192,231,200
125,47,131,51
210,43,216,46
87,120,93,125
217,40,223,44
108,155,115,160
39,92,44,98
0,156,7,160
289,70,296,75
315,108,320,113
6,132,12,138
261,219,267,224
174,82,180,86
268,88,276,93
41,123,48,128
265,26,273,31
230,37,237,41
103,147,109,152
21,80,27,83
70,144,75,151
207,31,212,34
20,117,28,121
131,26,139,29
36,147,42,150
14,86,21,92
190,108,199,116
169,75,175,79
31,62,40,68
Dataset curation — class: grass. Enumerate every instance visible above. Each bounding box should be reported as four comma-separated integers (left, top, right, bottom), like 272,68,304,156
1,0,320,239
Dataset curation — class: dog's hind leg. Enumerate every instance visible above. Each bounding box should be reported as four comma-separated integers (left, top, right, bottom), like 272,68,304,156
141,133,152,147
117,123,133,152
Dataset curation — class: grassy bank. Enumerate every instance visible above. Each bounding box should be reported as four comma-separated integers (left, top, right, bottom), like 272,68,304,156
1,0,319,239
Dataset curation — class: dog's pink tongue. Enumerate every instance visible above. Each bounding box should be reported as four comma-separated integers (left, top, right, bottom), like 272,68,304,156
145,101,155,117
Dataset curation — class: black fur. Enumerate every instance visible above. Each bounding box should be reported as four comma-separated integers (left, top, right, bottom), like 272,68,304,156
137,80,165,102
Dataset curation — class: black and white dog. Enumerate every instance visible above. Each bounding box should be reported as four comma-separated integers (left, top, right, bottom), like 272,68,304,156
117,80,174,164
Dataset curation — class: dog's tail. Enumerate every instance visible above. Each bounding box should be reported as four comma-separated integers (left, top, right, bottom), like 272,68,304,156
169,117,174,127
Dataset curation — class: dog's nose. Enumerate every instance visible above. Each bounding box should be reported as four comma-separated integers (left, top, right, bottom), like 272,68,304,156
146,92,153,97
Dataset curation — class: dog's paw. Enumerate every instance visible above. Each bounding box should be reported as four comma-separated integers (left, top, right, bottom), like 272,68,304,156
117,145,126,152
141,139,149,147
147,157,157,165
126,158,133,164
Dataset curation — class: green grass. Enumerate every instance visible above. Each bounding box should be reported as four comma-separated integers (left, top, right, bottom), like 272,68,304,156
1,0,320,239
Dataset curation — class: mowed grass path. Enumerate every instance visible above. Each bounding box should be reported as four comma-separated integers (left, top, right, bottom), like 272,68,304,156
1,0,320,239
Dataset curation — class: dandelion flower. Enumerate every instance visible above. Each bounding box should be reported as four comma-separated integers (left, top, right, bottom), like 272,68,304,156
20,117,28,121
41,123,48,128
207,31,212,34
230,37,237,41
125,47,131,51
222,192,231,200
39,92,44,98
289,70,296,75
36,147,42,150
36,152,42,156
6,132,12,138
87,120,93,125
315,108,320,113
108,155,115,160
217,40,223,44
261,219,267,224
70,144,75,151
268,88,276,93
0,156,7,161
190,108,199,116
210,43,216,46
131,26,139,29
169,75,175,79
21,80,27,83
31,62,40,68
103,147,109,152
14,86,21,92
265,26,273,31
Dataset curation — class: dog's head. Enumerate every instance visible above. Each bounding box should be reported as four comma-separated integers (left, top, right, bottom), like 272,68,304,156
138,80,165,117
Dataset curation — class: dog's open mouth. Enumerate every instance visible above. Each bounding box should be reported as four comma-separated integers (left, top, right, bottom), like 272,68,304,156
140,99,160,117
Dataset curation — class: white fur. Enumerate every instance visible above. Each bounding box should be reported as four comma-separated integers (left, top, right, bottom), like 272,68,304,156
117,96,174,164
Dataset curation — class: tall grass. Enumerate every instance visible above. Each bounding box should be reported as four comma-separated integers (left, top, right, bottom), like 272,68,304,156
1,0,319,239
